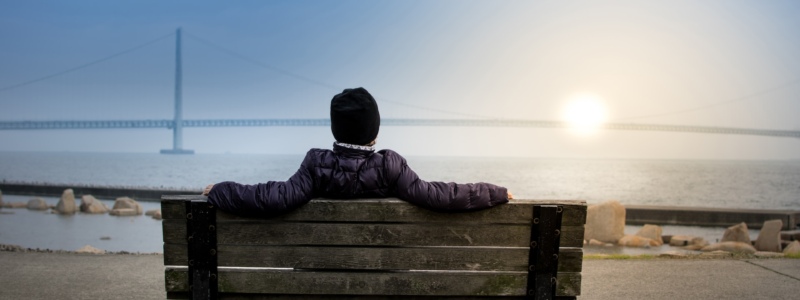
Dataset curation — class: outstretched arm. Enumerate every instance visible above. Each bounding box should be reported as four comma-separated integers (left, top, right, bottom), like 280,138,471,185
385,152,509,211
204,153,316,216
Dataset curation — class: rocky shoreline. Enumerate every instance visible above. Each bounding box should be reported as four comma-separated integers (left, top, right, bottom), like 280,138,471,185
0,243,161,255
584,200,800,258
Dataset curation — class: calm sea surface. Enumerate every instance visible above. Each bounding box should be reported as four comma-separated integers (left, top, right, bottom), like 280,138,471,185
0,152,798,252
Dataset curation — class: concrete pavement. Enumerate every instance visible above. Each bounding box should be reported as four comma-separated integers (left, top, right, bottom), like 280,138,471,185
0,251,798,299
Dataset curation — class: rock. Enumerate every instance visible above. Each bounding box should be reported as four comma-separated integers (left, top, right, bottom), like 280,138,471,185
26,198,49,210
75,245,105,254
112,197,142,215
145,209,159,216
783,241,800,255
701,241,757,254
588,239,606,246
109,208,139,216
79,195,109,214
721,222,751,244
55,189,77,215
754,219,783,252
151,209,162,220
634,224,663,246
618,234,660,248
754,251,784,258
584,200,626,243
700,250,733,258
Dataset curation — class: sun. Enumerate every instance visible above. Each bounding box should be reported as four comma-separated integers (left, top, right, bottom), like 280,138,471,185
562,94,608,136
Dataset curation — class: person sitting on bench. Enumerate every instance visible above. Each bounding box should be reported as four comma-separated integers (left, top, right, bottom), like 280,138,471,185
203,87,512,216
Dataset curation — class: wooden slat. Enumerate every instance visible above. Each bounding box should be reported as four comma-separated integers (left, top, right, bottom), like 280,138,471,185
162,220,584,248
165,267,581,297
161,197,587,226
163,244,583,273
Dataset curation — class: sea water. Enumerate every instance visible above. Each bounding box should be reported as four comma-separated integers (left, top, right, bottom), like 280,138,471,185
0,152,798,252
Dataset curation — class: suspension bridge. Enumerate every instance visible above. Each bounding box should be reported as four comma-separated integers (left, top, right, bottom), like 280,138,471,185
1,29,798,154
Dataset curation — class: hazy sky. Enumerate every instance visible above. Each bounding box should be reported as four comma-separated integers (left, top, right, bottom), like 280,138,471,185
1,0,799,159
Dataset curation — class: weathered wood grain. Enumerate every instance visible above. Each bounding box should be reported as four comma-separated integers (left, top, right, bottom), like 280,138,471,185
162,220,584,248
163,244,583,273
161,197,587,226
165,267,581,296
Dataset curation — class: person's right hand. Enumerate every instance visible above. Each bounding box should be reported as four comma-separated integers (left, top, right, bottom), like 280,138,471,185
507,191,514,200
203,184,214,196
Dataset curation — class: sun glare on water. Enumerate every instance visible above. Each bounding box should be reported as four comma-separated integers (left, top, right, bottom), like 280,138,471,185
562,94,609,136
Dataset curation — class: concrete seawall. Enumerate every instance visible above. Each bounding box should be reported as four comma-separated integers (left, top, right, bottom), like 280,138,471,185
0,182,199,202
626,205,800,230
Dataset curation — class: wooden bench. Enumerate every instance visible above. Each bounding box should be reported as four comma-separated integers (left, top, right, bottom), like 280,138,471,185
161,195,587,299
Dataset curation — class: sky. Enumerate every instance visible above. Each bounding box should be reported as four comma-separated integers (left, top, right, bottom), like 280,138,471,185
1,0,799,159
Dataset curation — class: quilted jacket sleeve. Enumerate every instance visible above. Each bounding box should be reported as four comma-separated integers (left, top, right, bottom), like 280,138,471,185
206,151,316,216
383,151,508,211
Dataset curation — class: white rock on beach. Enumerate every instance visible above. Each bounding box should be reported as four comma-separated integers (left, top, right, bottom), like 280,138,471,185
75,245,105,254
55,189,77,215
783,241,800,255
26,198,48,210
80,195,109,214
721,222,751,244
754,219,783,252
111,197,142,215
4,202,27,209
634,224,663,246
584,200,626,243
109,208,139,216
701,241,757,254
145,209,162,220
618,234,660,248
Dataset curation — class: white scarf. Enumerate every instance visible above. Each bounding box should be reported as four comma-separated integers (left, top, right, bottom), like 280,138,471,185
334,141,375,152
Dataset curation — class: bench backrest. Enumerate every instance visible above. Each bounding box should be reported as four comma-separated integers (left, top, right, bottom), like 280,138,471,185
161,196,586,299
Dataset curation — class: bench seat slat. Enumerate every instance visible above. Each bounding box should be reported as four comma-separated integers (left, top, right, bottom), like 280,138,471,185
161,198,587,226
165,267,581,297
163,244,583,272
162,220,584,248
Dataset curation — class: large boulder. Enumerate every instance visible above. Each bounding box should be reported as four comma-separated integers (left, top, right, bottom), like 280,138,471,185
111,197,142,215
584,200,626,243
26,198,49,210
783,241,800,256
701,241,757,254
754,219,783,252
79,195,109,214
634,224,663,246
618,234,660,248
721,222,751,244
55,189,77,215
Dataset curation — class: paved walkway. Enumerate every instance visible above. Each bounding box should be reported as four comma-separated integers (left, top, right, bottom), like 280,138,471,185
0,251,798,299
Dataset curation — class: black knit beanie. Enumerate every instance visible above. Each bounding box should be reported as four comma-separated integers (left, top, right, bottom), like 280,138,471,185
330,87,380,145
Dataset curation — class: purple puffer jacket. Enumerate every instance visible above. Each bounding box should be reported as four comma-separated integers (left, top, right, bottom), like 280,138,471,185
207,144,509,216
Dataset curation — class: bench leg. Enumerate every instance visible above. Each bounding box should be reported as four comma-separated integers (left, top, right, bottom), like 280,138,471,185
527,205,563,300
186,200,218,300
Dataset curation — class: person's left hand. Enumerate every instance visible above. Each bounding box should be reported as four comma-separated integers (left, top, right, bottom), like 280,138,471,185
203,184,214,196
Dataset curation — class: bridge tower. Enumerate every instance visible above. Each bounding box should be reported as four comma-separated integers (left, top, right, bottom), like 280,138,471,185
161,28,194,154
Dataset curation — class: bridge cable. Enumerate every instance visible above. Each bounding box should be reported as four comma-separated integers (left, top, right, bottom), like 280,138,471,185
182,31,496,119
0,32,175,93
613,78,800,122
